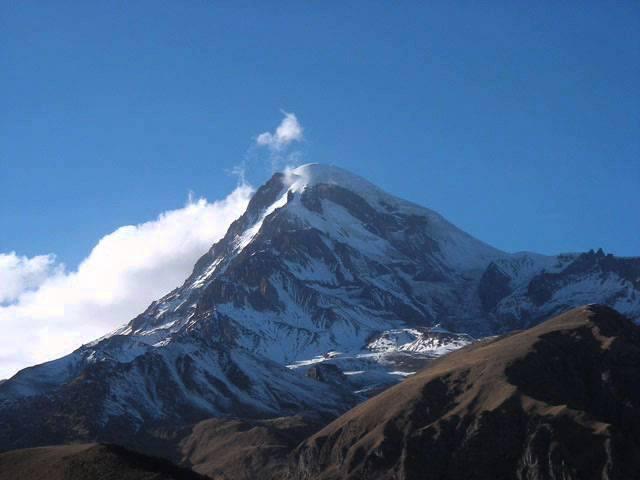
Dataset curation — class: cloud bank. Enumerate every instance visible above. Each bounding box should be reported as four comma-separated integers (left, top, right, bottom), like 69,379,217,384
0,185,253,379
0,253,60,304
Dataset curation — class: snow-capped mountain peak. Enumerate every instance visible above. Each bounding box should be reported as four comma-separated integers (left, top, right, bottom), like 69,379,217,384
1,164,638,452
284,163,410,210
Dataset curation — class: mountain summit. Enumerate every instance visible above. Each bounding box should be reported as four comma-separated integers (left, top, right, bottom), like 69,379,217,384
123,163,503,356
1,164,639,453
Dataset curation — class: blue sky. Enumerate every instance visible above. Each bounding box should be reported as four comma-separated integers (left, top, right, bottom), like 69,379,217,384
1,1,639,377
2,1,639,264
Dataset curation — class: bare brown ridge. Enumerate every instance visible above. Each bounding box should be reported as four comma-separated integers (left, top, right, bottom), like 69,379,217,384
290,305,640,480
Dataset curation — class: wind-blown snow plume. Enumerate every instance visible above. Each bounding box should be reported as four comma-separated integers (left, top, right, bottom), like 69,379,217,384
254,111,305,175
256,111,303,151
0,185,253,378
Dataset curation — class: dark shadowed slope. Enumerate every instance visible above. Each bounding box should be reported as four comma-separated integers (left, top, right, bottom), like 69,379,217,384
179,415,323,480
290,305,640,480
0,443,205,480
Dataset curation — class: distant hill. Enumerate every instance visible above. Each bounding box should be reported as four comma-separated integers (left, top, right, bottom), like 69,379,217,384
0,443,205,480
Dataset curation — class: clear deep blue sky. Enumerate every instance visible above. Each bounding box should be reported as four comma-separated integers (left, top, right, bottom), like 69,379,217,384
2,1,639,267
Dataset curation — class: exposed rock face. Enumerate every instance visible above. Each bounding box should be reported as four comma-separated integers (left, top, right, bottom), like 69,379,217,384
478,261,513,311
289,305,640,480
0,164,638,456
305,363,347,385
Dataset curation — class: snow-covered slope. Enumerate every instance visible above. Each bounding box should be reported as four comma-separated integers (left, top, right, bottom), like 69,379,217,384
1,164,638,452
285,325,474,398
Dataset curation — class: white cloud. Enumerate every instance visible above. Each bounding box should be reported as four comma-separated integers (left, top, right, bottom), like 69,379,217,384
0,253,60,304
256,111,303,150
0,185,253,379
